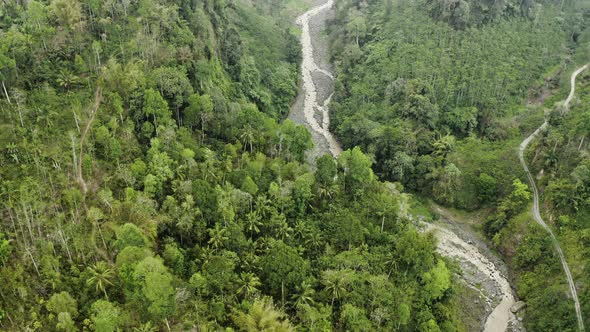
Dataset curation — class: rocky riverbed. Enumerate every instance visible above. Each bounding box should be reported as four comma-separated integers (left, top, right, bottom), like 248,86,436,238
421,208,525,332
289,0,341,161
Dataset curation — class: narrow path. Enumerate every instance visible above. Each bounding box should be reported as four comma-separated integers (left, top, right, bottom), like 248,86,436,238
292,0,342,158
519,64,588,332
78,85,102,197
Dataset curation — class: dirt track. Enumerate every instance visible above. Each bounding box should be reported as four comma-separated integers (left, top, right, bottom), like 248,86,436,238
518,64,588,332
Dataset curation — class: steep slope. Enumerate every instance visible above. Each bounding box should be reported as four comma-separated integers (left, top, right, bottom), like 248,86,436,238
0,0,466,331
518,64,588,332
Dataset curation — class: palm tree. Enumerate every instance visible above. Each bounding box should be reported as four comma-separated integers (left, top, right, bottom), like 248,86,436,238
199,246,215,265
35,109,57,129
207,223,228,250
240,249,261,273
254,236,272,254
56,69,80,90
432,134,456,159
175,214,193,245
322,270,349,306
293,220,308,241
132,322,158,332
237,272,261,299
385,253,399,278
233,297,294,332
291,281,315,308
86,261,114,300
201,148,218,181
273,218,292,241
304,231,322,252
240,125,255,153
316,183,334,201
255,195,272,217
245,211,262,239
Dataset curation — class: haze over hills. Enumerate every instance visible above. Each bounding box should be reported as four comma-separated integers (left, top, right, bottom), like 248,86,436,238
0,0,589,331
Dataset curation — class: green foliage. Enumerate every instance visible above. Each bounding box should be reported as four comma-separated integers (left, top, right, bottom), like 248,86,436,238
329,0,567,207
143,89,172,134
90,300,121,332
151,66,193,110
293,173,314,216
56,312,76,332
241,176,259,195
133,257,176,321
426,0,542,29
47,292,78,318
0,233,12,266
422,260,451,301
485,179,531,237
0,0,471,330
339,304,372,331
233,297,294,332
260,240,310,296
115,223,149,250
315,155,337,186
278,120,313,162
185,93,213,133
338,147,374,198
519,66,590,330
476,173,497,203
86,261,114,299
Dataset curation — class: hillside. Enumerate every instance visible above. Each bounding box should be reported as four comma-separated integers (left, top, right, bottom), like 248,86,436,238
0,0,465,331
328,0,590,330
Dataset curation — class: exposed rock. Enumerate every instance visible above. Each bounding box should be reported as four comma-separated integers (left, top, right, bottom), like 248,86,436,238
422,222,520,332
511,301,527,314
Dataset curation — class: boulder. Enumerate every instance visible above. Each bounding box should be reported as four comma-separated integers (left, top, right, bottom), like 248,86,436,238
510,301,526,313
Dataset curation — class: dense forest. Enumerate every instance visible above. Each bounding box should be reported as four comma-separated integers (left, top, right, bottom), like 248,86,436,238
330,0,573,203
0,0,470,331
329,0,590,330
2,0,590,330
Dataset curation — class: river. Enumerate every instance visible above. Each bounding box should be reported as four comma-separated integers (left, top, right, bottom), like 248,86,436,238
289,0,341,159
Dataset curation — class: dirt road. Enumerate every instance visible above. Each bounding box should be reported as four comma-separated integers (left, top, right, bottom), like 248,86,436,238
518,64,588,331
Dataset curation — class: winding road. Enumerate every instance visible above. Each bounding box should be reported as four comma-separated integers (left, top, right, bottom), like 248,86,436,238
291,0,342,158
519,64,588,332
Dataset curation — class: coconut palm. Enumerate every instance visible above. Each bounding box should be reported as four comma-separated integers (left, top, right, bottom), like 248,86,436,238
240,125,255,153
291,281,315,307
255,195,272,217
293,220,309,241
56,69,80,90
304,231,322,251
207,223,228,250
322,270,349,306
233,297,294,332
273,218,292,241
132,322,157,332
86,261,114,300
237,272,261,299
245,211,262,239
